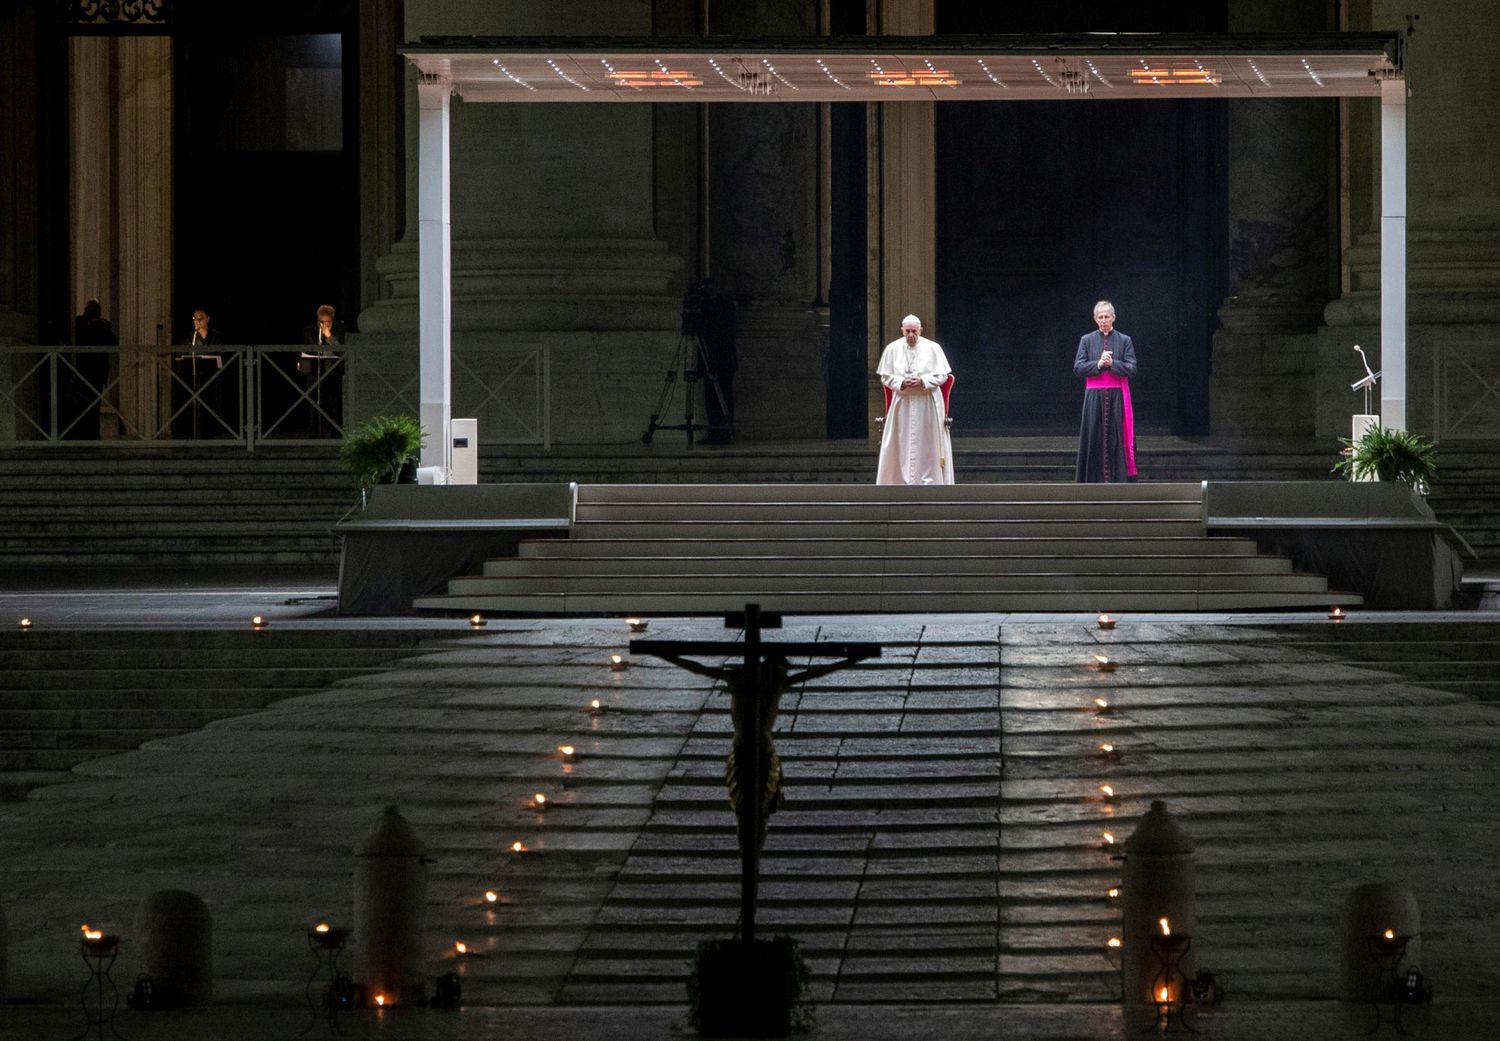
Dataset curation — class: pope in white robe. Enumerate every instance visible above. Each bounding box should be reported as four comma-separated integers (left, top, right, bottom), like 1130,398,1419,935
876,315,955,486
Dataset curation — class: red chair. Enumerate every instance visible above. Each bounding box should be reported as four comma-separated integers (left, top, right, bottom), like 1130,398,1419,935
877,373,955,430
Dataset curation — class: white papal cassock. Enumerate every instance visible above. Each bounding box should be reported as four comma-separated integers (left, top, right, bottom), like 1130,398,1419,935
876,336,954,486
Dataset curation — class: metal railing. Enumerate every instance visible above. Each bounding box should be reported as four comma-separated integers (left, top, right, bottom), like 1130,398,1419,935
1,344,551,449
1432,343,1500,440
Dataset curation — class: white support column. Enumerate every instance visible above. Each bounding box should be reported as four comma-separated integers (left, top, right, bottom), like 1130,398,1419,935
1380,77,1407,431
416,78,452,472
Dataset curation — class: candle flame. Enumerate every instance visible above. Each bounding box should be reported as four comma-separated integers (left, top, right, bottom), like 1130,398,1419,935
484,890,498,903
1092,653,1109,664
1158,985,1170,1002
1107,887,1120,899
1094,697,1109,710
315,922,330,933
591,698,601,710
1160,917,1172,936
610,654,624,665
1100,784,1115,798
511,841,526,853
1099,742,1115,754
374,993,386,1007
83,928,103,941
1383,928,1395,940
1107,936,1122,948
1102,831,1115,845
558,744,575,756
534,793,547,806
455,941,467,954
18,618,31,628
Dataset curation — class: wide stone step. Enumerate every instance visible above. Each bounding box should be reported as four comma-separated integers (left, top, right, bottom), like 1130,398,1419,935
485,553,1295,577
0,689,287,711
569,519,1208,539
578,481,1204,504
574,500,1204,522
7,666,385,691
519,536,1263,558
416,588,1356,614
446,571,1331,596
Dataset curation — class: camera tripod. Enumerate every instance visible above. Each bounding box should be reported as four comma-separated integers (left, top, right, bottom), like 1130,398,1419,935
641,331,729,446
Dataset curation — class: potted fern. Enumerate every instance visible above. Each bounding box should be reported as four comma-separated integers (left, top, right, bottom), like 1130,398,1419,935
1333,425,1438,492
339,414,425,491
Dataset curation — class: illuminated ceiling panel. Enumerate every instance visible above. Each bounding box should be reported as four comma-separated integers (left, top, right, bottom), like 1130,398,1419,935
402,33,1401,103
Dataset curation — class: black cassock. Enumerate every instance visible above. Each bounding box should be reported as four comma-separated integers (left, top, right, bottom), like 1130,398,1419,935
1073,329,1138,483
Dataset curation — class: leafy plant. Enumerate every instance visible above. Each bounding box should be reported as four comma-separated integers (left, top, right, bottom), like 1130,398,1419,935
339,414,425,490
1333,425,1438,490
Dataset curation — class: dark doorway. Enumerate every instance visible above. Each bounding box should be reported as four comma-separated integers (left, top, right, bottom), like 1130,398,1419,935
933,0,1228,434
174,2,360,345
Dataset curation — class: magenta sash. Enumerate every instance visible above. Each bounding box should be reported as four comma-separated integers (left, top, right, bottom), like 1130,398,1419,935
1084,372,1136,477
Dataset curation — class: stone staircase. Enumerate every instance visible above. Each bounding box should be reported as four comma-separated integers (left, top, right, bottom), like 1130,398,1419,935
0,445,356,566
0,628,447,800
415,483,1360,614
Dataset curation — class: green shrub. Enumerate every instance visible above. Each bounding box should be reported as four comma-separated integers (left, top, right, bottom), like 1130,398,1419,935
1333,426,1437,490
339,414,425,490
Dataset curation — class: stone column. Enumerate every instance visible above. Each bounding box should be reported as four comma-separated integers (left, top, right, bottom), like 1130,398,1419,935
1322,0,1500,437
868,0,936,438
705,0,824,440
1210,0,1335,438
357,1,683,445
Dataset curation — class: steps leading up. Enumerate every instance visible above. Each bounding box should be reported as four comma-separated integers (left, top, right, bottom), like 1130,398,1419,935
416,483,1359,615
0,628,449,800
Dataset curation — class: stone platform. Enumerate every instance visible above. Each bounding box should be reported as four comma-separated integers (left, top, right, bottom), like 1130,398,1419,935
1,588,1498,1039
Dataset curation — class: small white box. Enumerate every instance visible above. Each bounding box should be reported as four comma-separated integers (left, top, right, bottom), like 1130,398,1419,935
451,418,478,484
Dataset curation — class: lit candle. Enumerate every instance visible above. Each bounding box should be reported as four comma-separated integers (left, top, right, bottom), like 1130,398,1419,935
1102,831,1115,846
374,993,387,1007
469,614,487,629
1097,613,1117,630
626,617,649,633
610,653,628,671
1107,936,1122,949
1093,697,1110,712
1091,653,1117,672
1158,985,1171,1003
18,617,32,630
1099,784,1116,800
484,890,498,903
1329,606,1345,622
1098,742,1117,756
588,698,606,716
1107,887,1120,900
1160,917,1172,936
558,744,576,759
250,615,267,630
511,840,526,853
532,792,548,811
455,941,468,955
314,922,330,935
1383,928,1395,941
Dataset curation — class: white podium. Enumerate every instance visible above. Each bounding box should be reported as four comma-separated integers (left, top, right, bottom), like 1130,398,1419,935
451,418,478,485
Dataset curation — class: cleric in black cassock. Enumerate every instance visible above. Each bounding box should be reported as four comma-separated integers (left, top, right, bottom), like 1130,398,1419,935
1073,300,1138,483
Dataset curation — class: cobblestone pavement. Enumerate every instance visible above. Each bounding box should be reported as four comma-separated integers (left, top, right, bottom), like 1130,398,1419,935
1,609,1498,1041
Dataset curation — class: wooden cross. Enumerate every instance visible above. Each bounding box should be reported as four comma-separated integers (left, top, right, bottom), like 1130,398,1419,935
631,603,880,944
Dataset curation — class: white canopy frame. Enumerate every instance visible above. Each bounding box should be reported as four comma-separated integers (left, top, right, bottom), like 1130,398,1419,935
403,33,1406,469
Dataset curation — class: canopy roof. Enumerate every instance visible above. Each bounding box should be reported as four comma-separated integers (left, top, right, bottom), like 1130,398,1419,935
402,32,1402,103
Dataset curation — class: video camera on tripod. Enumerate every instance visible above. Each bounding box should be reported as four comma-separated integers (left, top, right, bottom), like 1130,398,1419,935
642,281,735,446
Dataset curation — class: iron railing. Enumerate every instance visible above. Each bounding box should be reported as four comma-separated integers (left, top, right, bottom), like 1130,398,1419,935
0,344,551,449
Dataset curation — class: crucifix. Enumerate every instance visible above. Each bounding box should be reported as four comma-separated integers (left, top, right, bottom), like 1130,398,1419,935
631,603,880,944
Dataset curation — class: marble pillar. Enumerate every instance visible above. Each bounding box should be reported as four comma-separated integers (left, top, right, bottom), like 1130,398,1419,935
1210,0,1335,438
1322,0,1500,438
869,0,936,439
705,0,824,440
68,35,173,438
357,0,684,445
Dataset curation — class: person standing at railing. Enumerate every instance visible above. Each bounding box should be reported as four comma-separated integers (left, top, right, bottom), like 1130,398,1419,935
299,304,345,437
67,299,117,440
173,309,230,439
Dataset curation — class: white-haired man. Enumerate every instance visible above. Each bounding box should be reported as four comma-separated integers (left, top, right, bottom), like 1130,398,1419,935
1073,300,1138,482
875,314,954,486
